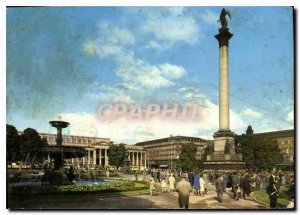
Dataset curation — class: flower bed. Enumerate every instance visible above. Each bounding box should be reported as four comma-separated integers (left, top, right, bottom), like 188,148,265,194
10,180,147,196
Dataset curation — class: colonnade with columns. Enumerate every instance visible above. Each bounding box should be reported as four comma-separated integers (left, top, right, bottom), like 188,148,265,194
70,147,109,167
128,151,147,167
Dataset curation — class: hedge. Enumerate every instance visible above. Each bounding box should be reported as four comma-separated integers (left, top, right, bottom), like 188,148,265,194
9,180,147,196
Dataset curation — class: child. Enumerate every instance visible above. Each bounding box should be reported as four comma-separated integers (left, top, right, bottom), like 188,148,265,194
161,177,167,192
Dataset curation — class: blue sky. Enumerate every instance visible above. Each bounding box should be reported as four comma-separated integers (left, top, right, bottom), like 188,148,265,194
7,7,294,144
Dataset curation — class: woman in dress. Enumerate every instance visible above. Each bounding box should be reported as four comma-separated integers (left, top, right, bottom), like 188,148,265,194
193,172,200,196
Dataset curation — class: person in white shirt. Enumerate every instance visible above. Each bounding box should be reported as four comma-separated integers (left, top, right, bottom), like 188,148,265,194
199,173,206,197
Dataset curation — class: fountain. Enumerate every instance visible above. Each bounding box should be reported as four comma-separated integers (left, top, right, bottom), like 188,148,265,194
41,118,87,185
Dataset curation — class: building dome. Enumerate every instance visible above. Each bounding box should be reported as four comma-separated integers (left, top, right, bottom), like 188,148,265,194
246,124,253,135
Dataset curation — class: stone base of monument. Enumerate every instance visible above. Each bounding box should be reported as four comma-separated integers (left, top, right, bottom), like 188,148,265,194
204,161,246,172
204,130,246,172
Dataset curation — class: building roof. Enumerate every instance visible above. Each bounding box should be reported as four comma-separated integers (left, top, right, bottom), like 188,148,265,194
135,136,210,146
251,129,294,139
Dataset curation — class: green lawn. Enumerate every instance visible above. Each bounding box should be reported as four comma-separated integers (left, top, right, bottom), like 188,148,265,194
254,190,289,207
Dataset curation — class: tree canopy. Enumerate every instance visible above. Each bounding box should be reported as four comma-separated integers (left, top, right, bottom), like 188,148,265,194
108,143,127,169
236,134,284,170
6,124,20,162
177,142,198,171
19,127,48,164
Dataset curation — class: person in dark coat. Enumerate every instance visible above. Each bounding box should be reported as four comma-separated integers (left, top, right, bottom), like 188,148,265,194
268,182,279,208
222,173,229,192
157,169,161,182
232,172,240,200
243,174,251,199
215,173,224,203
176,173,192,209
188,170,195,187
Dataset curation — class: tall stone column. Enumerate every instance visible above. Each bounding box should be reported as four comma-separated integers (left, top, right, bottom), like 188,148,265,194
93,149,96,165
215,28,232,131
213,27,235,153
132,152,135,166
105,149,108,166
99,148,102,166
87,150,90,166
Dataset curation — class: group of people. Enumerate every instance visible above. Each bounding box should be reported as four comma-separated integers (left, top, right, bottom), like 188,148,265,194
150,172,194,209
209,170,295,208
149,172,176,196
149,168,294,209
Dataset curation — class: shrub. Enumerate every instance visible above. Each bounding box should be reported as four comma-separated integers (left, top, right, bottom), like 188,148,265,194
279,185,293,199
9,180,143,196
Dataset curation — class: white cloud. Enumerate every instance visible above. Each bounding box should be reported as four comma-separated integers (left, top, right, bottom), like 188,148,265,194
159,64,186,79
145,40,171,51
61,112,97,137
288,110,294,121
97,21,135,45
116,53,186,90
141,7,199,45
82,21,135,58
242,108,262,118
62,98,246,144
201,10,219,23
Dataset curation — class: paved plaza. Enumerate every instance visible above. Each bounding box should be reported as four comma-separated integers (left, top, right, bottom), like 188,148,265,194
9,183,267,209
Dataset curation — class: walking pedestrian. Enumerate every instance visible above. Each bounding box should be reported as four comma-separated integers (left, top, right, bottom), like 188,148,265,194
203,171,209,194
215,173,224,203
149,177,156,196
222,172,228,192
169,173,176,192
176,173,192,209
268,182,279,208
193,172,200,196
157,169,161,182
199,173,206,197
188,170,195,187
232,172,240,200
161,177,167,192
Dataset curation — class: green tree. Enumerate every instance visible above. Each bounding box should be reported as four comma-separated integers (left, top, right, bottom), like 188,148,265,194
177,142,197,171
19,128,48,165
196,141,214,170
236,135,284,170
108,143,126,169
6,124,20,162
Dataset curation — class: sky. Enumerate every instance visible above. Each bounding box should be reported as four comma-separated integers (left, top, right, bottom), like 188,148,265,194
6,6,294,144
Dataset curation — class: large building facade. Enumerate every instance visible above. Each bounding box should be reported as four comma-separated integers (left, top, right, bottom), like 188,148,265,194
136,136,212,168
19,131,148,170
242,126,294,163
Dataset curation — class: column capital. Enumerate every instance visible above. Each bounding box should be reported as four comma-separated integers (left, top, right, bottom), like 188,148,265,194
215,28,233,47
